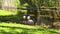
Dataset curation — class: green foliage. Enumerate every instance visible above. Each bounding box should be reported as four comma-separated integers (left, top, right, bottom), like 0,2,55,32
38,0,56,7
12,0,20,6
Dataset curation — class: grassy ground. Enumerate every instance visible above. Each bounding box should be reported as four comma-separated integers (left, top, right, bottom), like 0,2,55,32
0,22,60,34
0,10,17,16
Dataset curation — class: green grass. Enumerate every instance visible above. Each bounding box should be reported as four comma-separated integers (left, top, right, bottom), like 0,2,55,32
0,22,60,34
0,10,17,16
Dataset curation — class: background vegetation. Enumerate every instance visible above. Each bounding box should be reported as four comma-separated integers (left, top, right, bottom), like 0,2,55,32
0,0,60,34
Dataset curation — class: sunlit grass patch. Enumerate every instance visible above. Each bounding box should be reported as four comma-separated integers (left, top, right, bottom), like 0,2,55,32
0,10,17,16
0,22,60,34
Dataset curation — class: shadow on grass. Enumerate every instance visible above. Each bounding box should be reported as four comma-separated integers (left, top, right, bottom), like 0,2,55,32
0,30,21,34
0,11,24,23
0,26,36,34
0,26,60,34
0,15,22,23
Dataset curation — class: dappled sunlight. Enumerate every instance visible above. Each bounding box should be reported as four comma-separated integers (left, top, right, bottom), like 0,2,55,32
0,0,60,34
0,10,17,16
0,23,60,34
0,23,42,29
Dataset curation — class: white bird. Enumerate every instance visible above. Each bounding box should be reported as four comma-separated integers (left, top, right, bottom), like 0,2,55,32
27,19,34,25
23,16,26,19
27,16,30,20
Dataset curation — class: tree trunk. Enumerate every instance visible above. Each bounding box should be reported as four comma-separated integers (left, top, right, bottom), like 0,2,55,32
34,0,41,25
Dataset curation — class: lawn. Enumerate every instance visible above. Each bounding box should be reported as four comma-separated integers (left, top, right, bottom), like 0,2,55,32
0,22,60,34
0,10,17,16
